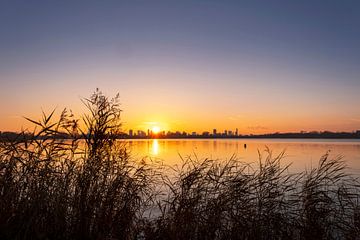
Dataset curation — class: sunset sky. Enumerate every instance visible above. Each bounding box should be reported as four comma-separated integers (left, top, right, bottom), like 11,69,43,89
1,1,360,134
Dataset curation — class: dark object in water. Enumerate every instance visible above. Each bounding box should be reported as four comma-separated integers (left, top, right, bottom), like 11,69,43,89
244,143,247,149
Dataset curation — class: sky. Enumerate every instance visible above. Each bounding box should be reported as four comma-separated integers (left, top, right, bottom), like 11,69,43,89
1,0,360,134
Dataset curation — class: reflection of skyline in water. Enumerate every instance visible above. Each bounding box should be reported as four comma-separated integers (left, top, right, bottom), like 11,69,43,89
125,139,360,174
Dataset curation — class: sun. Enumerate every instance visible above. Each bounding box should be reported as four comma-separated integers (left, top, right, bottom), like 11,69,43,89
152,126,161,134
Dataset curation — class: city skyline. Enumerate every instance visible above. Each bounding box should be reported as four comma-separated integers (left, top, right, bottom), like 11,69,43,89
2,127,359,140
123,127,360,139
127,128,241,138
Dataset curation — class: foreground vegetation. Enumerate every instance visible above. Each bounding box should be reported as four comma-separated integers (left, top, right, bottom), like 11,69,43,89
1,90,359,240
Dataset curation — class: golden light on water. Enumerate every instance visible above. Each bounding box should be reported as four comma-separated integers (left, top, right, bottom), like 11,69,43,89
151,139,159,155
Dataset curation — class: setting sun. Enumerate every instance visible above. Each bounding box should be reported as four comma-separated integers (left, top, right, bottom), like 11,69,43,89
152,126,161,134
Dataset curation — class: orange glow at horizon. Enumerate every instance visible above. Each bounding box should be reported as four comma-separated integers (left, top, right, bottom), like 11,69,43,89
1,106,360,135
152,126,161,134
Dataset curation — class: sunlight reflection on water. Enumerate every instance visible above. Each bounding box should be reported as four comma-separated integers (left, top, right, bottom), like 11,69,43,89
125,139,360,174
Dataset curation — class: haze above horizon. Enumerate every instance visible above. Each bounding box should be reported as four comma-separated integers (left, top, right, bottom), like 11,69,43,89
1,1,360,134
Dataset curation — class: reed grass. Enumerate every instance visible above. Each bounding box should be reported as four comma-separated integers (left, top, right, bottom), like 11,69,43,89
1,90,359,239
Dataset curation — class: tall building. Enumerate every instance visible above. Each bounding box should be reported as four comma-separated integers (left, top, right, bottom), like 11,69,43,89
213,129,217,136
129,129,133,137
235,128,238,136
138,130,146,137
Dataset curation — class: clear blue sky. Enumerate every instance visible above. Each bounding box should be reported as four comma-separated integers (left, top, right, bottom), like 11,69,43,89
1,0,360,133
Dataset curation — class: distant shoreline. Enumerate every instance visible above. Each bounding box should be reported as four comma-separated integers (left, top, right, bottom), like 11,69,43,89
123,137,360,140
1,131,360,141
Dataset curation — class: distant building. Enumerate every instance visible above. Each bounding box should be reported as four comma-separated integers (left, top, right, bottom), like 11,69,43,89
224,130,228,136
129,129,133,137
192,132,197,136
213,129,217,136
228,130,233,136
235,128,238,136
202,131,210,136
138,130,146,137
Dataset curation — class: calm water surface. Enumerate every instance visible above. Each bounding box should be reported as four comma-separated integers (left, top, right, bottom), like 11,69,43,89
125,139,360,174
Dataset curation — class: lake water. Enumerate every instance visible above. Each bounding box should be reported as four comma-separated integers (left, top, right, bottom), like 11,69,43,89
125,139,360,174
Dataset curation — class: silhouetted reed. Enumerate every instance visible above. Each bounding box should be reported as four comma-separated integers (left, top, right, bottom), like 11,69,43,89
0,89,155,240
1,90,359,239
144,150,360,240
